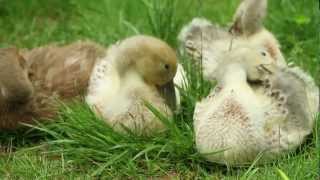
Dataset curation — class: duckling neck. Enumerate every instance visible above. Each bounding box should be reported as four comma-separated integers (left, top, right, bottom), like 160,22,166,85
111,50,149,89
219,63,247,87
121,68,146,90
111,54,126,75
112,46,137,76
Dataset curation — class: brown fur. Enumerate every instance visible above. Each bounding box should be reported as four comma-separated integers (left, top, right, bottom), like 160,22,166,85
0,48,33,106
22,41,106,98
0,41,106,130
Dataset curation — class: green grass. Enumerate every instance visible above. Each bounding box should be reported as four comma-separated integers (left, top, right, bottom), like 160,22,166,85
0,0,319,179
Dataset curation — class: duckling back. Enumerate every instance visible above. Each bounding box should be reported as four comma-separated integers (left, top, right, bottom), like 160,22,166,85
22,41,106,99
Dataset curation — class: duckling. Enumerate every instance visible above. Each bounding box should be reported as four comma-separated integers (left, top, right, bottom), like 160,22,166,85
178,0,286,82
194,46,319,165
86,35,178,136
0,41,106,129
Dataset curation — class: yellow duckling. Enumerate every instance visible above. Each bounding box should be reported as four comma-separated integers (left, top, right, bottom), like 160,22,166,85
86,35,178,136
194,46,319,165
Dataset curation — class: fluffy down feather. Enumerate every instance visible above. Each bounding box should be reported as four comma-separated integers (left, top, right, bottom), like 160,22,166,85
194,47,319,165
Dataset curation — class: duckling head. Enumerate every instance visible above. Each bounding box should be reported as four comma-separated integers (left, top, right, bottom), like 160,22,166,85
115,35,178,86
0,48,33,107
223,46,277,82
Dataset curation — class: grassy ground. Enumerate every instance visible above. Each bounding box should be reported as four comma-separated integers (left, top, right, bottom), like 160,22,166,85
0,0,319,179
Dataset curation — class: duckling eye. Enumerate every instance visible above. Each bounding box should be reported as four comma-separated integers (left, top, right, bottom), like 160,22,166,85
260,51,267,56
164,64,170,70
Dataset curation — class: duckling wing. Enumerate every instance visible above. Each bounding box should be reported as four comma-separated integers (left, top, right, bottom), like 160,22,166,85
178,18,230,59
85,49,120,116
178,18,231,81
261,66,319,150
22,41,106,99
282,67,319,120
257,82,290,154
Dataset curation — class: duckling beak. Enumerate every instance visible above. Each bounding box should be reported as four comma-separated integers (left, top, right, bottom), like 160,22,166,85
156,80,177,111
258,64,276,75
260,64,273,74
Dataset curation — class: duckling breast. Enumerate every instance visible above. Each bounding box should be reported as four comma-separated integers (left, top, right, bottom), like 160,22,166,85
109,87,172,136
194,85,271,165
86,51,172,136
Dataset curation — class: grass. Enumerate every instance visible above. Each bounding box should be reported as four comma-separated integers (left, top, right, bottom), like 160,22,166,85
0,0,319,179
